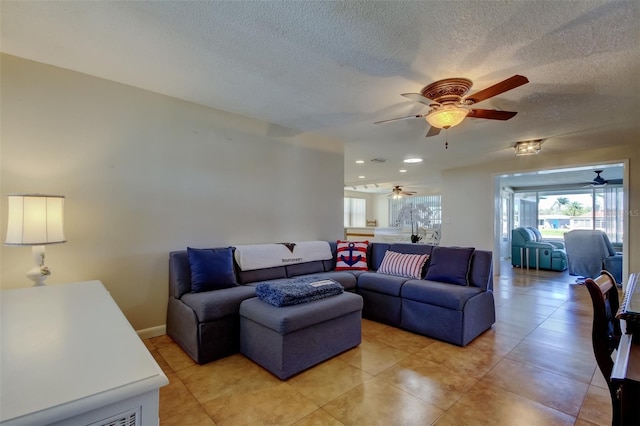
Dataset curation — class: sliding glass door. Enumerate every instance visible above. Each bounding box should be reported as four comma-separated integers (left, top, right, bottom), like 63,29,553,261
597,186,624,247
513,186,624,244
498,163,625,267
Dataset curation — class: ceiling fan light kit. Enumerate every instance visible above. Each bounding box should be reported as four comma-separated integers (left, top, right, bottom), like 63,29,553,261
425,104,468,129
514,140,542,156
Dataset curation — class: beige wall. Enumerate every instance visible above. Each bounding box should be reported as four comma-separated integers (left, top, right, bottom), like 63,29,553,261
1,54,345,330
440,143,640,281
3,54,638,332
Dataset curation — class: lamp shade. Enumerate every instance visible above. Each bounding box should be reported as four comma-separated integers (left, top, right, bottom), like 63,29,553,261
5,194,66,245
425,105,469,129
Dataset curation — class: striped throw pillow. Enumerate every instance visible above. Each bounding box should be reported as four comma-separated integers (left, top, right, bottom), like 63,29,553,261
335,240,369,271
377,250,429,279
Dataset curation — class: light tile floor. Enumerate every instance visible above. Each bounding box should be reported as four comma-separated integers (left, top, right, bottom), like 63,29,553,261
144,263,614,425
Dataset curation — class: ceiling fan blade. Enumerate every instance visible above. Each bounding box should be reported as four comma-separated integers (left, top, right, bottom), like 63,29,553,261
465,75,529,104
426,126,441,137
467,109,518,120
374,114,425,124
401,93,434,106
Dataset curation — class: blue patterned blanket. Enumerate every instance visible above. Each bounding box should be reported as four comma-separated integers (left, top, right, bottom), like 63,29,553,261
255,276,343,307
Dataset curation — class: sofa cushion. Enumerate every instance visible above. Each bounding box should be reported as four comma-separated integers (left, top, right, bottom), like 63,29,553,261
377,250,429,279
401,280,483,310
357,271,408,297
468,250,493,291
336,240,368,271
237,266,287,285
389,243,433,256
187,247,238,293
323,258,336,271
169,250,192,298
369,242,391,270
286,261,325,277
324,241,338,271
425,246,474,286
181,285,256,322
529,227,543,242
312,271,358,291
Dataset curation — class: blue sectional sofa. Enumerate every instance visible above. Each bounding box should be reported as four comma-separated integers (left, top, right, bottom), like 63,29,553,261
167,241,495,365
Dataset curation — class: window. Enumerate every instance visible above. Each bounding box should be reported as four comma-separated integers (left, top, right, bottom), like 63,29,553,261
597,186,624,244
344,198,366,227
389,195,442,228
514,186,624,244
513,192,537,228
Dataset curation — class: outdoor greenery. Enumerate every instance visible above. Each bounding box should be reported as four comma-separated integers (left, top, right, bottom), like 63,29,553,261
541,229,569,238
539,196,591,217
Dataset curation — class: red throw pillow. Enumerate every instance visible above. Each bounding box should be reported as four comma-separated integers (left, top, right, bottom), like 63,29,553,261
335,240,369,271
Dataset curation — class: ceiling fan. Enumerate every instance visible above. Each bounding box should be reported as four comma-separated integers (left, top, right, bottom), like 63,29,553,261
585,170,622,188
590,170,608,186
374,75,529,138
389,185,416,199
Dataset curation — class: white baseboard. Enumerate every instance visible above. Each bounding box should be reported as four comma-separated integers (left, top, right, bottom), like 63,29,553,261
136,325,166,339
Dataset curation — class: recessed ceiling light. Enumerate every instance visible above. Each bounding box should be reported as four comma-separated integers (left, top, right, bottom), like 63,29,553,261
358,175,366,179
399,169,407,173
355,160,365,164
403,158,423,164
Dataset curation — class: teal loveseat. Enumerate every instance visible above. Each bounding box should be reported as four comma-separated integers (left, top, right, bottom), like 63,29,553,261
511,227,567,271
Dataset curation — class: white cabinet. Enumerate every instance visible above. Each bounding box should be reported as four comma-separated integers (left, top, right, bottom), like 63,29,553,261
1,281,168,426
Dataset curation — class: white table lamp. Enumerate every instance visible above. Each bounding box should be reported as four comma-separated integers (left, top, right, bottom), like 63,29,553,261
5,194,66,286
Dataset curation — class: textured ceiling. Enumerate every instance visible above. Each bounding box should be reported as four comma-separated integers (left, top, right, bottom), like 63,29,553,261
2,1,639,193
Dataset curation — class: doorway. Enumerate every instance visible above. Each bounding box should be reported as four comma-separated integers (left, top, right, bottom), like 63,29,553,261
496,162,627,276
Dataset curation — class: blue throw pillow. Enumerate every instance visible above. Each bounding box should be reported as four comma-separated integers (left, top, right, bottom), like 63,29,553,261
187,247,238,293
425,246,474,286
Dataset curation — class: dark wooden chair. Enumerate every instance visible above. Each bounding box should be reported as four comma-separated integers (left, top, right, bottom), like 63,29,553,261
584,270,622,425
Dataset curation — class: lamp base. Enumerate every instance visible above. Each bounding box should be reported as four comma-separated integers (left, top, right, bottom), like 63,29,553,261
26,245,51,286
26,266,49,286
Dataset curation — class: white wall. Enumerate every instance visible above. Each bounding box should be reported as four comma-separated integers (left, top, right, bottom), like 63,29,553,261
373,194,391,227
441,144,640,278
0,54,345,330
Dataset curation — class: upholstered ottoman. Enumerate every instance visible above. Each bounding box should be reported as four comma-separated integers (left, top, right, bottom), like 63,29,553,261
239,291,363,379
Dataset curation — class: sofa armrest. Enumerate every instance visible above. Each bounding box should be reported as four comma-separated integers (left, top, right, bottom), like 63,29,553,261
524,242,555,250
603,255,623,284
546,241,565,250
